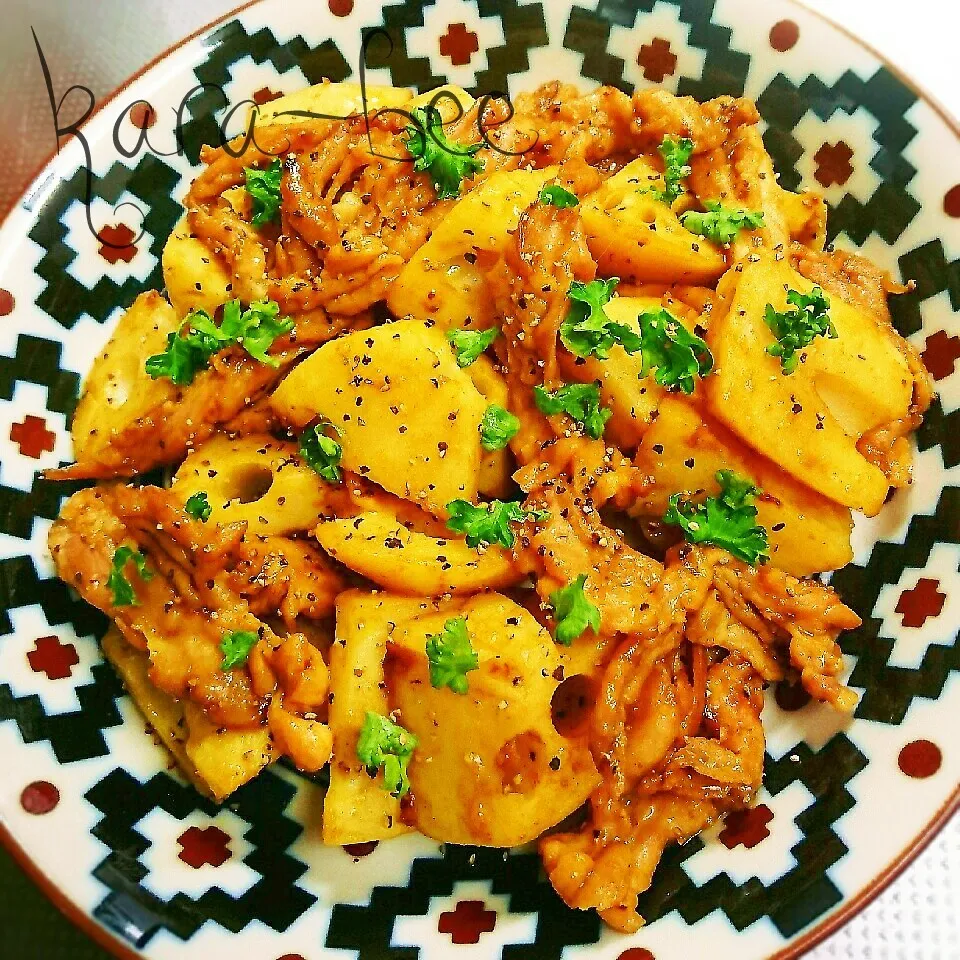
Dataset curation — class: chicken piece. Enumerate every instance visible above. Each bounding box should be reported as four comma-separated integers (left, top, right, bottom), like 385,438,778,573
541,788,717,932
48,485,332,770
540,536,856,931
661,654,765,798
225,534,344,629
187,113,449,318
710,555,861,711
523,485,662,637
631,89,759,153
488,82,636,167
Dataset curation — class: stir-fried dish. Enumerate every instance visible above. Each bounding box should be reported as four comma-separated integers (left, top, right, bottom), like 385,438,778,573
47,79,933,931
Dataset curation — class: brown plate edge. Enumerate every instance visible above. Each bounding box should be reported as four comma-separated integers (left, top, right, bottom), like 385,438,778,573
772,784,960,959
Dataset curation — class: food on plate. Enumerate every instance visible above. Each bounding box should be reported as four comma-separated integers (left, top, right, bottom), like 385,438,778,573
47,77,932,931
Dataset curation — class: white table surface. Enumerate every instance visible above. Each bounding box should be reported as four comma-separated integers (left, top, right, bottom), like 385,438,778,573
0,1,957,957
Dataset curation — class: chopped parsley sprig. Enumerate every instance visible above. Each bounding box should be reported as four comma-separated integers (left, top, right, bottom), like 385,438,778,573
244,157,283,227
560,278,642,360
145,299,293,386
636,308,713,394
357,711,418,797
480,404,519,451
548,574,601,645
405,105,484,200
425,617,479,694
764,286,836,374
447,325,498,367
446,499,548,549
680,201,765,245
539,184,579,208
299,422,343,483
108,546,153,607
652,135,694,207
184,491,212,522
663,470,769,565
220,630,259,670
533,382,612,439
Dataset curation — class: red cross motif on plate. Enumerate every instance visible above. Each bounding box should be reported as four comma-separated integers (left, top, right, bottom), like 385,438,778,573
27,635,80,680
439,23,480,67
895,578,947,628
438,900,497,944
637,37,677,83
921,330,960,381
719,803,774,849
813,141,854,187
98,223,138,265
253,87,283,105
10,415,55,459
177,825,232,868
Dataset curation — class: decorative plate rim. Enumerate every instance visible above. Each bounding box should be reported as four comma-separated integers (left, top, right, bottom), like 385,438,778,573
0,1,956,958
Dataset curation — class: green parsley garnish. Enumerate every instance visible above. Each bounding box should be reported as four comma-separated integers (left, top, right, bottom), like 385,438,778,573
653,135,694,207
680,201,765,245
447,326,499,367
560,278,642,359
356,711,418,797
145,299,293,386
144,322,219,387
184,491,212,522
764,286,836,374
548,574,601,646
663,470,769,565
244,158,283,227
539,184,579,208
636,308,713,394
107,546,153,607
405,105,484,200
220,630,260,670
533,382,612,439
425,617,479,694
446,499,548,549
480,404,519,451
299,422,343,483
